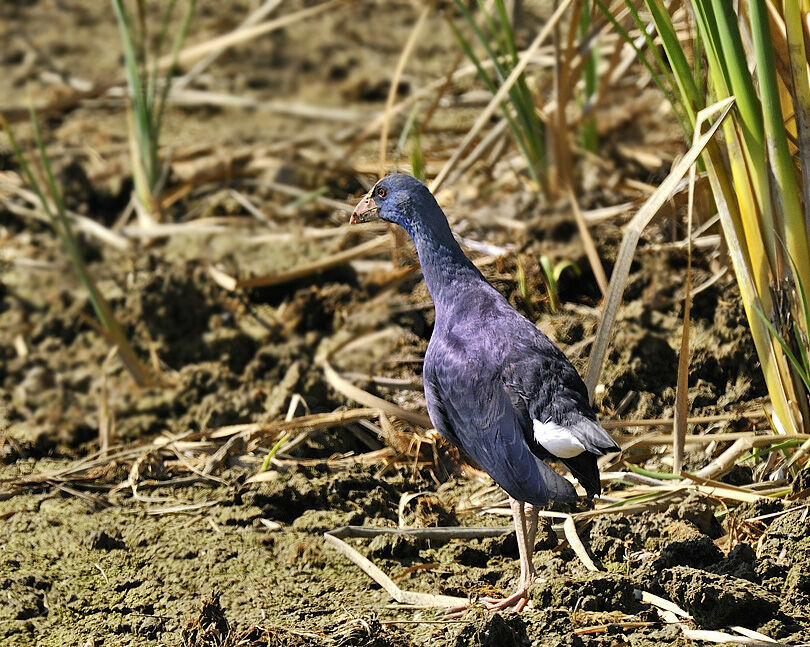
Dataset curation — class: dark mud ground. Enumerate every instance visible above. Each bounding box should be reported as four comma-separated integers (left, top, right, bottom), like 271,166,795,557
2,1,810,646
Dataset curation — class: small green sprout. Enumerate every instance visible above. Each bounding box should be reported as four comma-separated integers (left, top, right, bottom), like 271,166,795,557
516,255,535,319
260,432,289,473
540,255,581,314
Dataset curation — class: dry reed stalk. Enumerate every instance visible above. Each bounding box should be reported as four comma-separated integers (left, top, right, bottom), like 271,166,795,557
323,528,468,608
537,510,599,572
549,0,585,195
673,162,697,473
608,481,766,504
255,180,353,213
168,90,369,122
327,526,516,541
584,97,735,400
567,186,608,296
629,432,810,445
694,437,755,480
319,355,433,429
680,628,780,646
783,438,810,471
600,412,769,430
1,183,132,251
206,407,381,440
635,590,691,619
98,347,118,455
251,224,388,244
123,218,251,239
347,48,549,150
679,471,767,495
574,621,657,636
267,448,408,472
0,81,118,125
173,0,283,91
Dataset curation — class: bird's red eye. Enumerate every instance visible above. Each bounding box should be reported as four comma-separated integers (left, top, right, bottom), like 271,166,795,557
378,188,386,198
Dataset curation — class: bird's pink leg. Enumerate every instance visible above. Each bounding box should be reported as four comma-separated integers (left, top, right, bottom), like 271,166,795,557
442,498,540,617
525,503,540,550
479,496,536,612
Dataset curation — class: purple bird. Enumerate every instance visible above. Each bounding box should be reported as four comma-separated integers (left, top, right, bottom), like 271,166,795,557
351,174,619,611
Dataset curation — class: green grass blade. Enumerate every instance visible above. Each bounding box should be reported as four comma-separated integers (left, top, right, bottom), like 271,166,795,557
750,0,810,295
493,0,519,63
627,463,683,480
112,0,154,186
552,259,581,283
709,0,781,273
28,109,70,233
395,103,420,158
539,254,559,313
644,0,700,126
784,0,810,240
410,127,425,184
579,0,598,151
474,0,509,63
28,109,119,341
260,432,289,472
1,116,71,250
624,0,680,93
755,305,810,394
6,112,153,387
458,0,543,170
709,0,764,148
516,256,535,319
456,1,506,83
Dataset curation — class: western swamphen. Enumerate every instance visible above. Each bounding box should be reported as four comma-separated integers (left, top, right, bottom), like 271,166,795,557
350,174,619,611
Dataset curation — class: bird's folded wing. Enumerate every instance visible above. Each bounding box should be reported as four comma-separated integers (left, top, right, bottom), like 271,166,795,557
501,353,619,457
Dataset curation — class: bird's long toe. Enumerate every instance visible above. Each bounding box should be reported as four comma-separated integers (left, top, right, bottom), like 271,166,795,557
439,582,535,617
479,588,530,612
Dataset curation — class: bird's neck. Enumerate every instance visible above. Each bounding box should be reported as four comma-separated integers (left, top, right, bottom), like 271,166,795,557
408,217,484,309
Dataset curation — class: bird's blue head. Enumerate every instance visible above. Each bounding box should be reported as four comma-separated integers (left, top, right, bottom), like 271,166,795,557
350,173,443,240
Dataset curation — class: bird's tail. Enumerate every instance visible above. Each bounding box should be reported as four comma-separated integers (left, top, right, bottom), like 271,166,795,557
561,452,601,497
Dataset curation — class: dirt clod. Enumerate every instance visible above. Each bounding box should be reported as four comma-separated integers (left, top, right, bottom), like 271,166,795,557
759,508,810,562
451,611,529,647
659,566,779,629
87,529,126,551
532,572,641,614
368,534,422,560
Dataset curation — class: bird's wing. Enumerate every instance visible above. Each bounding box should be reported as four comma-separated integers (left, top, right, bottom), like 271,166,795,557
500,334,619,496
424,336,577,506
501,343,619,456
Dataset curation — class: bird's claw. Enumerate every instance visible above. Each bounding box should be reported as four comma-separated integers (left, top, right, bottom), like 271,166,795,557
480,589,530,613
439,587,532,618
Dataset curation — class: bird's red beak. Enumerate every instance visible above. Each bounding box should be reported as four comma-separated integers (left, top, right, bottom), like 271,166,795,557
350,194,378,224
